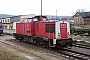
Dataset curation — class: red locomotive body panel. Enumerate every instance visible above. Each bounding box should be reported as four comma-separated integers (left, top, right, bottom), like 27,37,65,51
34,22,39,36
35,21,55,38
38,22,45,36
24,22,35,36
16,18,35,36
16,23,25,34
35,22,45,37
44,22,55,38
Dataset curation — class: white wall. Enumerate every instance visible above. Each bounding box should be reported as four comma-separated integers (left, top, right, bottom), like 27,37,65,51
12,22,16,29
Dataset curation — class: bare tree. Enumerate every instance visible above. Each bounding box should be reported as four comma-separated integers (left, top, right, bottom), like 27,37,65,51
72,12,75,16
76,9,87,12
81,9,85,12
76,9,80,12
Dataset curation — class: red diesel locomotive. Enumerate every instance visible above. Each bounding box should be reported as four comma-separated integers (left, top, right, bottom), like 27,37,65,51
13,16,73,48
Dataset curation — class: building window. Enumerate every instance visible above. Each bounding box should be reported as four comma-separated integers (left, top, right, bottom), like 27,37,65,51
9,26,13,29
78,18,79,20
5,26,7,29
8,19,10,22
80,18,82,21
1,20,2,23
80,18,81,20
3,20,4,23
5,20,7,23
76,18,77,21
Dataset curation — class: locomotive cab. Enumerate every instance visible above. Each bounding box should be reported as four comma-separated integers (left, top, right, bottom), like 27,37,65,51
55,21,73,48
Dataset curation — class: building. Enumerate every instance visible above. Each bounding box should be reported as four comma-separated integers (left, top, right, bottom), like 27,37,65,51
10,14,38,29
0,17,11,29
0,14,37,30
73,12,90,25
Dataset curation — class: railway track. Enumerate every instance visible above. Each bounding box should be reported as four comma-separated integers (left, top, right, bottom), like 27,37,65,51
1,34,90,60
73,43,90,49
7,38,90,60
60,49,90,60
73,40,90,49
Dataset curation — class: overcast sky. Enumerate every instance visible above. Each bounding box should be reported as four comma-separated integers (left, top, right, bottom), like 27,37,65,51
0,0,90,16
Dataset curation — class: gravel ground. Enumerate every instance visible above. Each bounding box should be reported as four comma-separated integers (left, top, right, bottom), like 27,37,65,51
71,34,90,42
0,35,65,60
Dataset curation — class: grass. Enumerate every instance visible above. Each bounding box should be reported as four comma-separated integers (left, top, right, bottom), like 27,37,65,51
0,47,27,60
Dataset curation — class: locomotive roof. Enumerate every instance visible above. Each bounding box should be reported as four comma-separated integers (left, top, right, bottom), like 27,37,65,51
22,18,32,19
34,16,47,18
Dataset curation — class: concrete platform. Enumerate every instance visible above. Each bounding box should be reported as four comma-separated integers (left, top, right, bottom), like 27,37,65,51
3,29,16,35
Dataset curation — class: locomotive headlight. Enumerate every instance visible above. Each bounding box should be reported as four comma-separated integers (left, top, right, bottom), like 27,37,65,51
58,33,60,39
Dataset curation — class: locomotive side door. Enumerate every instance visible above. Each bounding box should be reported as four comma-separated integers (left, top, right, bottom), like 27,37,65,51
24,22,31,35
60,23,68,38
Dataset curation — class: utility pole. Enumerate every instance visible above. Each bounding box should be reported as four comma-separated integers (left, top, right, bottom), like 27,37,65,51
56,10,57,20
41,0,42,16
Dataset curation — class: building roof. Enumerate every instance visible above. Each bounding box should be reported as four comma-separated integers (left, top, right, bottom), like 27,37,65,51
77,12,90,18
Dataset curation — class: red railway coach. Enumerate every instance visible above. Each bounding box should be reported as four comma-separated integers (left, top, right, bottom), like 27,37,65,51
0,22,3,35
13,16,73,48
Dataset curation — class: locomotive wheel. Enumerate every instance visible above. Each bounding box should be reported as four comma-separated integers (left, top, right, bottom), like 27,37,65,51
28,37,34,43
24,36,29,42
